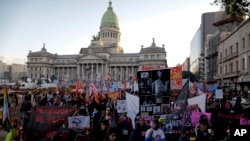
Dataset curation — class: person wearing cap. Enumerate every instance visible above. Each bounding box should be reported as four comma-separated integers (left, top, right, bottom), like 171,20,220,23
145,118,166,141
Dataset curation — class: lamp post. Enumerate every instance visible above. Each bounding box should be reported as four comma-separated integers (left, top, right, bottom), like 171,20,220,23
84,65,91,93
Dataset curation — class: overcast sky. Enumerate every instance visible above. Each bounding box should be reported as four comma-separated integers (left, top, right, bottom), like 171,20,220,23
0,0,220,67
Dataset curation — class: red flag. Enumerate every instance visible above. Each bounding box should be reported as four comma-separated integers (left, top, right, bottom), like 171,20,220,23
75,78,83,98
193,81,198,96
107,73,111,92
91,80,100,104
85,87,90,105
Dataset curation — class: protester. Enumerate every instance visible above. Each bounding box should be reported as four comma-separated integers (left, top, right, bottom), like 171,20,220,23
145,118,166,141
99,106,113,126
117,112,133,141
195,121,213,141
22,112,31,141
97,120,110,141
130,117,150,141
104,127,120,141
81,127,96,141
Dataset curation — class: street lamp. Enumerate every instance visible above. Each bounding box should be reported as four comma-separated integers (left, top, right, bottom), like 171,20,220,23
84,65,91,82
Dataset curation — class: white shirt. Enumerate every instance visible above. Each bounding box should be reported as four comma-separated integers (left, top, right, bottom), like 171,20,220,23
145,128,166,141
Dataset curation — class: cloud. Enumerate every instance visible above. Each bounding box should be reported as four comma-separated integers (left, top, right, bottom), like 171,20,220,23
0,55,26,65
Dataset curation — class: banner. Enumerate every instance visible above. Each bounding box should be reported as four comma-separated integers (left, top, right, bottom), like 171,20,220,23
137,69,170,116
191,112,211,127
160,113,191,133
68,116,90,129
170,66,182,90
117,100,127,113
126,92,139,128
27,107,76,141
107,91,120,100
240,117,250,125
173,79,189,112
136,116,153,127
188,94,207,112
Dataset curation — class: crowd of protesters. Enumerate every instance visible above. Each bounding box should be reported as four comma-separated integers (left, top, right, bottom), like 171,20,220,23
0,88,166,141
1,86,250,141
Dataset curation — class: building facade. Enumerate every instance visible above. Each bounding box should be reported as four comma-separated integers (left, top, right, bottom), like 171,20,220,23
182,57,190,71
190,11,227,81
216,18,250,93
190,28,202,80
26,1,168,83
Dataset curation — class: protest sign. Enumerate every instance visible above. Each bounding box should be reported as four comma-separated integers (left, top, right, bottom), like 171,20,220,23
191,112,211,126
68,116,90,129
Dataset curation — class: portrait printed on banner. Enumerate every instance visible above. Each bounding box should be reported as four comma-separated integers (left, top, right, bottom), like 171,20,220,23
139,87,152,95
153,106,161,115
161,104,171,114
140,106,146,112
151,69,170,98
140,95,155,106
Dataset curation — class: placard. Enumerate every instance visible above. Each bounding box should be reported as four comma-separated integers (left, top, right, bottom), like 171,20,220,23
215,89,223,99
117,100,127,113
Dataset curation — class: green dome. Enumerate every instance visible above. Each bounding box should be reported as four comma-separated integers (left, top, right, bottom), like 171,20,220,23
101,1,119,28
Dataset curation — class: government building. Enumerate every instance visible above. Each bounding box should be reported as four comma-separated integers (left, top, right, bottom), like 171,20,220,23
26,1,168,83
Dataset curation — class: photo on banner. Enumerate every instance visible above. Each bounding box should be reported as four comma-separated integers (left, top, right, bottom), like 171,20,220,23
137,69,170,116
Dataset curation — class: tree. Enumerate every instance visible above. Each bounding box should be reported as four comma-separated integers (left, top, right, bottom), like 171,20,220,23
182,71,195,82
212,0,250,18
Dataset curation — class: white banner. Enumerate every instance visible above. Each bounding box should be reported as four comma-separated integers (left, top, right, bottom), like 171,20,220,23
117,100,127,113
188,94,207,112
126,92,139,128
68,116,90,129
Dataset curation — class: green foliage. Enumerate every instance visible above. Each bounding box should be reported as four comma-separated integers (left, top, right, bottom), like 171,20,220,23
182,71,195,82
212,0,250,18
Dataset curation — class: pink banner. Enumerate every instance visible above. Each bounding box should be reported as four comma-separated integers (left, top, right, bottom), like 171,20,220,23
240,117,250,125
191,112,211,127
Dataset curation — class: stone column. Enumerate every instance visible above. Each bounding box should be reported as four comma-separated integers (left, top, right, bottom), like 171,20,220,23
126,66,129,80
97,63,99,75
57,67,60,80
102,63,104,76
131,65,134,76
115,66,117,80
120,66,122,81
77,65,80,78
105,62,108,80
91,63,93,80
